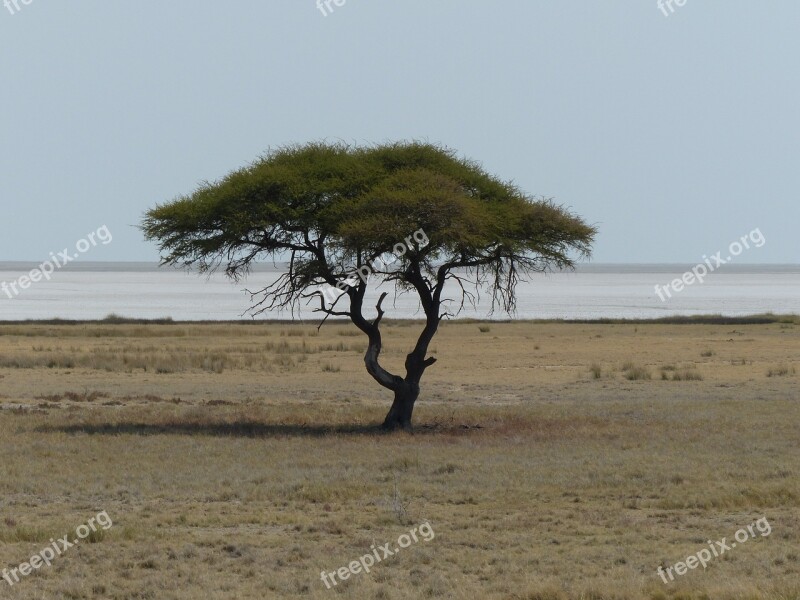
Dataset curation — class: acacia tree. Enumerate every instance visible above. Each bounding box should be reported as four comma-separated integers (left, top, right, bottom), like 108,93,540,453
141,142,596,430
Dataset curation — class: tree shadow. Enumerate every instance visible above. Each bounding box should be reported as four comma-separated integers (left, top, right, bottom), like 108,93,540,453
33,420,465,438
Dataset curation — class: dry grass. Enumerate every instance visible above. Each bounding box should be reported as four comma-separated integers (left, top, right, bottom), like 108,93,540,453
0,320,798,599
767,364,796,378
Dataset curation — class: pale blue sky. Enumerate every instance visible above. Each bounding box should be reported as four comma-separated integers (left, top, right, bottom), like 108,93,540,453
1,1,797,263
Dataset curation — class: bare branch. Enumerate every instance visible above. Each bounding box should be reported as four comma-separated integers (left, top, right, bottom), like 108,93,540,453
373,292,389,327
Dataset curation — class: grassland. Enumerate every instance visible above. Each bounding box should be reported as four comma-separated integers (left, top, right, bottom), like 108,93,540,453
0,318,798,599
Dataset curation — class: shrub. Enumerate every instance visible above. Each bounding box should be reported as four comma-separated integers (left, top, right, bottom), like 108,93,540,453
768,364,796,377
623,363,650,381
670,369,703,381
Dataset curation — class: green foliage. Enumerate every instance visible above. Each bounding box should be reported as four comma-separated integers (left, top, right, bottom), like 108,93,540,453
142,141,596,316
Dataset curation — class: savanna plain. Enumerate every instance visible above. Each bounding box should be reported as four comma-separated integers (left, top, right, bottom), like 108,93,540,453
0,317,798,600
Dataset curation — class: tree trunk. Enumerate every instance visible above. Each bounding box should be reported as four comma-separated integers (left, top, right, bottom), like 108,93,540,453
350,290,435,432
381,382,419,431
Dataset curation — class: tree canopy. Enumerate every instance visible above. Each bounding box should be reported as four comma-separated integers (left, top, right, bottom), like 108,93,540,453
142,141,596,429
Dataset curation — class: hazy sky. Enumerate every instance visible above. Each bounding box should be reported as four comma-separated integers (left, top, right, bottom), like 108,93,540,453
1,1,797,263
